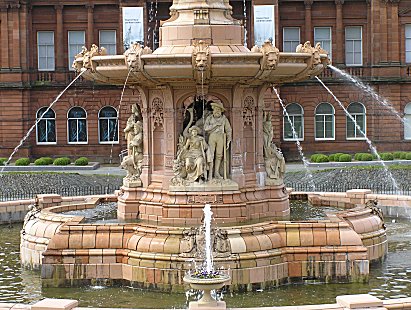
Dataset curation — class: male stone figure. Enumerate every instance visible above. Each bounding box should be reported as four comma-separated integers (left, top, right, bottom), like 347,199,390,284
204,101,232,180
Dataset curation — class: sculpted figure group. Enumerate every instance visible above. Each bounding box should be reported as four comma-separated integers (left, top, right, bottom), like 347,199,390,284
172,100,232,186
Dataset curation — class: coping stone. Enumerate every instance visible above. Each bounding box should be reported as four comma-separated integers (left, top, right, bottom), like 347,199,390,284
31,299,78,310
336,294,383,309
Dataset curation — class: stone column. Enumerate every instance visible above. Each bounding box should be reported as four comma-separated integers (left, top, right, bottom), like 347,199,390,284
55,5,64,71
274,0,280,48
370,0,380,64
379,0,388,63
1,5,10,69
86,4,94,47
304,0,313,44
389,0,400,63
10,3,21,69
335,0,344,65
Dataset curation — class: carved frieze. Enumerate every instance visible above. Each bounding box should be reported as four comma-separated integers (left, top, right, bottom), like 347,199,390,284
243,96,255,127
151,97,164,129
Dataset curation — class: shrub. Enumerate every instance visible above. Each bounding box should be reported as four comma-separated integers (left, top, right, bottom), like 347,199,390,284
406,152,411,160
339,154,352,162
75,157,89,166
53,157,71,166
15,158,30,166
380,152,394,161
310,154,320,162
311,154,329,163
329,153,344,162
0,158,7,165
360,153,374,161
401,152,409,159
393,151,406,159
34,157,54,165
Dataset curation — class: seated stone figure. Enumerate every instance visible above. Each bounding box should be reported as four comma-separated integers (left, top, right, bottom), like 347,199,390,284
177,125,208,183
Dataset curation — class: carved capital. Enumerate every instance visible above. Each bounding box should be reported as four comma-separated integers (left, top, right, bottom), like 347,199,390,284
390,0,400,4
54,4,63,12
335,0,344,5
304,0,314,7
85,3,94,10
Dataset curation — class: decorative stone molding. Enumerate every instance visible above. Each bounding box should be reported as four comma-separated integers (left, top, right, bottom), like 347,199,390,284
192,40,211,88
124,42,152,72
335,0,344,5
151,97,164,129
72,44,107,72
296,41,321,67
304,0,314,7
179,226,231,258
243,96,255,127
260,40,280,71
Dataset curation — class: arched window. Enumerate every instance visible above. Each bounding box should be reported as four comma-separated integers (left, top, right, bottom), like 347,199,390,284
36,107,56,144
315,102,335,140
346,102,366,139
405,103,411,140
99,106,119,143
67,107,87,143
283,103,304,141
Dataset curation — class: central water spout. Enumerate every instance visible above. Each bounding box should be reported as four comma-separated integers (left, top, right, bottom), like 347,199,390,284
203,203,213,273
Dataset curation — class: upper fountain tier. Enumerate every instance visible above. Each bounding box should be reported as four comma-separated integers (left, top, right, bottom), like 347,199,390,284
72,0,330,87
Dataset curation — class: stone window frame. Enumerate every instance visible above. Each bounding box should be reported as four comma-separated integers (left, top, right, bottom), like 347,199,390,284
67,107,88,144
345,26,363,66
405,103,411,140
98,106,119,144
314,27,332,60
314,102,335,141
68,30,86,71
406,25,411,63
36,107,57,145
99,30,117,55
283,102,304,141
37,31,55,71
283,27,300,53
346,102,367,140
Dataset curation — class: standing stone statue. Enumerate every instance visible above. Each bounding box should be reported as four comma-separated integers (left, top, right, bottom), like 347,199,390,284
121,104,143,187
204,101,232,180
263,112,285,185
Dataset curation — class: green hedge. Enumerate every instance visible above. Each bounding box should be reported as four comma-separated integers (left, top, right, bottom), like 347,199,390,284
15,158,30,166
339,154,352,162
53,157,71,166
406,152,411,160
75,157,89,166
360,153,374,161
393,151,407,159
34,157,54,166
329,153,344,162
0,158,6,166
310,154,329,163
380,152,394,161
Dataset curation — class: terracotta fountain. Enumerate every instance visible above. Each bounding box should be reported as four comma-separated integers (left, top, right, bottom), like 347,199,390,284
20,0,387,292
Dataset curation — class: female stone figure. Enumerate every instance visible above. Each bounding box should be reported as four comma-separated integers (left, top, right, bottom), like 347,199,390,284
178,125,208,183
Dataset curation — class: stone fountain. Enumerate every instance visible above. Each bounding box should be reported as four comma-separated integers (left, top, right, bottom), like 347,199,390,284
19,0,387,293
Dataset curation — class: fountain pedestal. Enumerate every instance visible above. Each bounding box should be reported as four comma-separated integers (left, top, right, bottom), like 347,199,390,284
184,275,230,310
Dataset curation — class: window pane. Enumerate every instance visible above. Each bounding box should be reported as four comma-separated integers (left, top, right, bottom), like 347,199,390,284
286,104,302,114
314,28,330,40
47,120,56,142
78,120,87,142
316,103,333,114
406,25,411,38
405,115,411,139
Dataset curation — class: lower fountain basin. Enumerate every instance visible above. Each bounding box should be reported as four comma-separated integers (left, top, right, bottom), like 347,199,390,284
183,274,231,291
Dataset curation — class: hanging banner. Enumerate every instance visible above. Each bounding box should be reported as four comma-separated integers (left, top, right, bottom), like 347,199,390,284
122,7,144,50
253,5,275,47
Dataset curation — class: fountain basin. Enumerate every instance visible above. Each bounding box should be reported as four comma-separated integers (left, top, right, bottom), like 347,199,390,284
19,192,387,291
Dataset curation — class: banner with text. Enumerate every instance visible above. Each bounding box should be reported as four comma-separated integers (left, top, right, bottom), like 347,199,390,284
253,5,275,46
122,7,144,50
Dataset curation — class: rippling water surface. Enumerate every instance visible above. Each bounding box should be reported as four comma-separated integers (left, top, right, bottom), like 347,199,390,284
1,202,411,308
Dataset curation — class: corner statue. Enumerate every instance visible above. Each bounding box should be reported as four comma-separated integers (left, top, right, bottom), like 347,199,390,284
204,101,232,180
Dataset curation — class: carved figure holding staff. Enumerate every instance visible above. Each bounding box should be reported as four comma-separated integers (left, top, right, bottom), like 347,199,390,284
204,101,232,180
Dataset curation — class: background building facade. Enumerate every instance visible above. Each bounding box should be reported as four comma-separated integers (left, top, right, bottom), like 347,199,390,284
0,0,410,162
